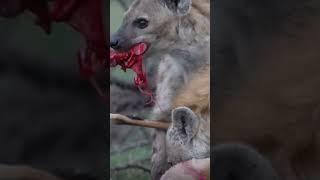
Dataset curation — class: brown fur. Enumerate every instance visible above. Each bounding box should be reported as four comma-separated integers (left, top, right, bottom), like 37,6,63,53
173,66,210,117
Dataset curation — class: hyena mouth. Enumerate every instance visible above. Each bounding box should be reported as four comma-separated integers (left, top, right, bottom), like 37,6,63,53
110,42,155,104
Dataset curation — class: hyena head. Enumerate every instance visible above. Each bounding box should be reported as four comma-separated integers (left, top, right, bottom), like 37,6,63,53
110,0,192,55
166,106,210,166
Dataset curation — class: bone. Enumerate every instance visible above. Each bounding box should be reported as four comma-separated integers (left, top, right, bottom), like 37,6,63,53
110,113,170,130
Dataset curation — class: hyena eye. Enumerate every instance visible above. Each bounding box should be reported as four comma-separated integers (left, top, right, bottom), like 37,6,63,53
133,18,149,29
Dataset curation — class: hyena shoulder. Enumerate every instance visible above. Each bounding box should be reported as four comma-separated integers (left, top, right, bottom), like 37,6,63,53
173,66,210,117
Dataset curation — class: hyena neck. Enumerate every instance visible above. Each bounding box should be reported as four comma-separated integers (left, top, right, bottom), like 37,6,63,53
152,45,209,120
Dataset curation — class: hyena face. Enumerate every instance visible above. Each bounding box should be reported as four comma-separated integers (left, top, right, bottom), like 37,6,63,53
110,0,192,55
166,106,210,166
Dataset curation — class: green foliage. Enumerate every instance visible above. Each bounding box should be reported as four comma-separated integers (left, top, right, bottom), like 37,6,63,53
110,146,151,180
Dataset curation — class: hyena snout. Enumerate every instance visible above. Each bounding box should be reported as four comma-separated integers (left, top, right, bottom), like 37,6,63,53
110,30,134,51
110,34,121,50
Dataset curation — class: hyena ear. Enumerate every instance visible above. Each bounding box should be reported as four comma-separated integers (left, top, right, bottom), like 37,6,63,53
171,106,199,142
159,0,192,16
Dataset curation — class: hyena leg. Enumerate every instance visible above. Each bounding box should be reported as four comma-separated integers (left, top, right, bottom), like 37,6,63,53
151,129,170,180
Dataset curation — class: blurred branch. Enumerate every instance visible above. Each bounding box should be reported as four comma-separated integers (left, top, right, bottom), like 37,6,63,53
111,164,150,173
111,156,151,175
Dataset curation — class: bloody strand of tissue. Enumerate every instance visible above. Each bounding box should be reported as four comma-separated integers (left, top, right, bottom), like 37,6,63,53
110,43,155,104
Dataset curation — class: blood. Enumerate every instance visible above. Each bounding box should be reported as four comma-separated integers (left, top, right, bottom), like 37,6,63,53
110,43,155,104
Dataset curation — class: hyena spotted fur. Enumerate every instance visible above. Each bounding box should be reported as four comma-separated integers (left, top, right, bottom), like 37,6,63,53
111,0,210,179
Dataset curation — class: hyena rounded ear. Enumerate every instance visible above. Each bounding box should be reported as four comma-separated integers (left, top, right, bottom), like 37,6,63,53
159,0,192,16
171,106,199,141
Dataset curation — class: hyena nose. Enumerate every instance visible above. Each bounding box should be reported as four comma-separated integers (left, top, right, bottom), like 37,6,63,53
110,37,120,50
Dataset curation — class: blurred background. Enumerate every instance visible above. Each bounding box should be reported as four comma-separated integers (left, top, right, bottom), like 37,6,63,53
0,0,159,179
110,0,159,179
0,3,106,180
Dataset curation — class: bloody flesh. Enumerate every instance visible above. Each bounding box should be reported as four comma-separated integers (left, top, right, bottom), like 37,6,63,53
110,43,155,104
